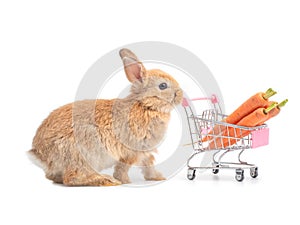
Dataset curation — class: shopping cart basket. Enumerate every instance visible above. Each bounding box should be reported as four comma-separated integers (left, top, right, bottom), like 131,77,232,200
182,95,269,182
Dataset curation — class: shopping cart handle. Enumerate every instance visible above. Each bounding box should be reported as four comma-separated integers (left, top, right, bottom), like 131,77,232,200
182,95,218,107
182,98,190,107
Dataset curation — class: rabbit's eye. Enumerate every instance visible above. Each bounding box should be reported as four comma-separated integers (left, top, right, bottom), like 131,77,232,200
159,82,168,90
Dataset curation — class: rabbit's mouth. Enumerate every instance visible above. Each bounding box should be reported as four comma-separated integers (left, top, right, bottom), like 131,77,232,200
155,88,183,106
141,97,173,113
141,90,183,113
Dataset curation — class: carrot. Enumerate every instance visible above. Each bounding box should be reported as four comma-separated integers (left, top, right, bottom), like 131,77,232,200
208,103,277,149
208,100,288,149
225,102,277,146
226,88,277,124
202,88,277,142
227,100,287,146
268,99,288,120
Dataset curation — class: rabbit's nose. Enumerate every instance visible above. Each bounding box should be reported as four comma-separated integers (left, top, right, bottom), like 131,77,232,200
175,89,183,97
174,89,183,104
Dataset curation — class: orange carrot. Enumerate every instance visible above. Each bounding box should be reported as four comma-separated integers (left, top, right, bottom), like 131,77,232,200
268,99,288,120
226,88,276,124
224,103,276,146
208,102,277,149
202,88,277,142
227,100,287,145
209,99,288,149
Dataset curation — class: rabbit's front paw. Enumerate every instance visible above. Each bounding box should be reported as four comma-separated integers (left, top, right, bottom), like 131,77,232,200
113,162,132,184
144,170,166,181
113,170,131,184
99,174,122,186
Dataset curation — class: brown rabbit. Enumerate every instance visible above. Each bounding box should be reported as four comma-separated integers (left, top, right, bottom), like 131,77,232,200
28,48,183,186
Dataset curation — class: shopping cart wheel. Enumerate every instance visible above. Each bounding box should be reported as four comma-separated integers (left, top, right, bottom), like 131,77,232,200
212,165,219,174
235,169,244,182
187,168,196,180
250,167,258,178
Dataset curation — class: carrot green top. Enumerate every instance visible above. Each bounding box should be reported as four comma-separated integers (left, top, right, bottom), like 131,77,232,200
263,88,277,100
263,102,277,114
277,99,288,109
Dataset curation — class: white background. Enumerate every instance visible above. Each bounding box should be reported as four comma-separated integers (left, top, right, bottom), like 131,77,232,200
0,1,299,225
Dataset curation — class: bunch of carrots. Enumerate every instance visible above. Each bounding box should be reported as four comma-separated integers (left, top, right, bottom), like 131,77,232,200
203,88,288,149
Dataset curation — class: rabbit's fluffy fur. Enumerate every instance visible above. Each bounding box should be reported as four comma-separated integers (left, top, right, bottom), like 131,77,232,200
28,49,183,186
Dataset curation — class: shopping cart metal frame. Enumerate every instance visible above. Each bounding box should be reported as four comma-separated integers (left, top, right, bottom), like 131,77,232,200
182,95,269,182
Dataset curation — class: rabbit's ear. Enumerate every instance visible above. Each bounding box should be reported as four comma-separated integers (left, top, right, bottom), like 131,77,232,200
119,49,146,83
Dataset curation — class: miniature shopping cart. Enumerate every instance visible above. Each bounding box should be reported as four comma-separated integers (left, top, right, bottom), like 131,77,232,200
182,95,269,182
